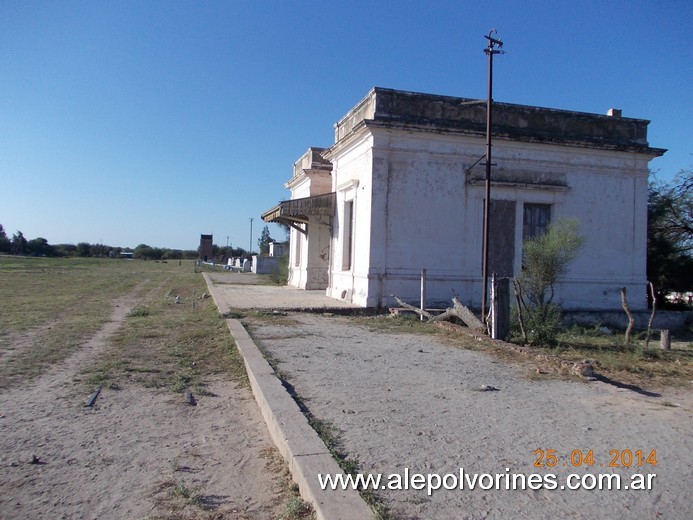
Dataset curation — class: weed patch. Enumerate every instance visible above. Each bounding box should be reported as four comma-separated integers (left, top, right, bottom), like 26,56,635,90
127,306,151,317
261,447,315,520
83,279,249,392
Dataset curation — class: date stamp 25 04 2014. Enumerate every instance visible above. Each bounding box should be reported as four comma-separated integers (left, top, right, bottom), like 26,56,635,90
533,449,657,469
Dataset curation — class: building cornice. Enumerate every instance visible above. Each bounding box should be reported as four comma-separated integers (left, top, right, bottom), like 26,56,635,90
328,87,666,158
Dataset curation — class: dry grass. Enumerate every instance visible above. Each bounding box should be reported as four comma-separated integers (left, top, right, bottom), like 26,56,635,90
262,448,315,520
0,257,136,331
147,446,314,520
352,313,523,357
0,256,169,389
0,256,311,519
81,268,248,393
358,313,692,389
550,325,693,387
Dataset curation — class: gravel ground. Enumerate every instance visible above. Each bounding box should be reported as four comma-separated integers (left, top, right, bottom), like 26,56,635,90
246,312,692,520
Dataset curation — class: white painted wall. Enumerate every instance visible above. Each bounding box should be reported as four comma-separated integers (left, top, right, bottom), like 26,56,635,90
286,173,310,289
324,126,653,311
326,133,374,303
285,158,333,290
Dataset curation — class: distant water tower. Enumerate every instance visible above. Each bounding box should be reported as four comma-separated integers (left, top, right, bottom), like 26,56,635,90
199,234,213,262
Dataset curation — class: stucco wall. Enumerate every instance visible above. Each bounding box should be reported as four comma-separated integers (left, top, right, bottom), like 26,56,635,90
325,127,652,310
315,88,663,310
285,161,332,290
286,174,310,289
327,133,374,304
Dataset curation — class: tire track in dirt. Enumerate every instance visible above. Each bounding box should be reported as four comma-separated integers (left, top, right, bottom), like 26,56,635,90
0,278,287,519
0,278,156,391
19,279,148,394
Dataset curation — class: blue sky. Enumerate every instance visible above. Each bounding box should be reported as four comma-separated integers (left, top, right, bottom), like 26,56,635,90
1,0,691,250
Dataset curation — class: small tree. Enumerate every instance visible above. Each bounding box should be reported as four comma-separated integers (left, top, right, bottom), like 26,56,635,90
27,237,55,257
516,218,584,345
269,253,290,286
133,243,156,260
648,169,693,305
0,224,10,253
54,243,77,257
11,231,28,255
257,225,273,255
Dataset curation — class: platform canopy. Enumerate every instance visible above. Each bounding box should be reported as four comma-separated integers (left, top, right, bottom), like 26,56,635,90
261,192,336,234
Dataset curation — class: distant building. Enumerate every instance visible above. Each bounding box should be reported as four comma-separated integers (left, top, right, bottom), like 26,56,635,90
199,234,213,262
269,241,287,257
262,87,665,310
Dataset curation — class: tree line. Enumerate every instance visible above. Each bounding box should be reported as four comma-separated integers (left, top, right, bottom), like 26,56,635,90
0,227,258,261
647,168,693,305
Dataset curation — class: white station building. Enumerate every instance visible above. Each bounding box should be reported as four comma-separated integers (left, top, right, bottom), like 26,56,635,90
262,87,665,311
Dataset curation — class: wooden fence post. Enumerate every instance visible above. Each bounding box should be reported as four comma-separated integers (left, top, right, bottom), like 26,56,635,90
660,329,671,350
620,287,635,343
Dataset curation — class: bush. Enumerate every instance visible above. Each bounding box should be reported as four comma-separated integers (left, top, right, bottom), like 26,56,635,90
516,219,584,346
270,254,289,286
518,219,584,307
524,303,563,345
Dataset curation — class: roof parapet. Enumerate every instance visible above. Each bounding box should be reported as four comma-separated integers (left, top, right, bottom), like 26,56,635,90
332,87,665,155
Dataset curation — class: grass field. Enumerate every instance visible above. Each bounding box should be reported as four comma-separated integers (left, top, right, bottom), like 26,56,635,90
0,255,313,519
0,255,248,392
0,256,163,388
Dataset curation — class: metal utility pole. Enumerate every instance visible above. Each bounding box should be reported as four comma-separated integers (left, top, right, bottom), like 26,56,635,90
481,29,503,324
249,218,254,255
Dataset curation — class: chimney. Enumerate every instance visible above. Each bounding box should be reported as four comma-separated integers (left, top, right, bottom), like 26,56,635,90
607,108,622,118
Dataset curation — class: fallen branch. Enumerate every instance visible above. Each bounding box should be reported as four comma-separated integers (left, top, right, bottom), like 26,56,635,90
451,296,485,332
392,295,434,320
391,294,485,333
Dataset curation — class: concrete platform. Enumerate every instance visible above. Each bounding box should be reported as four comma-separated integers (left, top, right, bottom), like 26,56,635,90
203,273,373,520
203,272,360,312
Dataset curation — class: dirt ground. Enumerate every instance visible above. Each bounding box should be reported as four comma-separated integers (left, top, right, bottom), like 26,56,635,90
246,312,693,520
3,268,691,520
0,287,287,520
